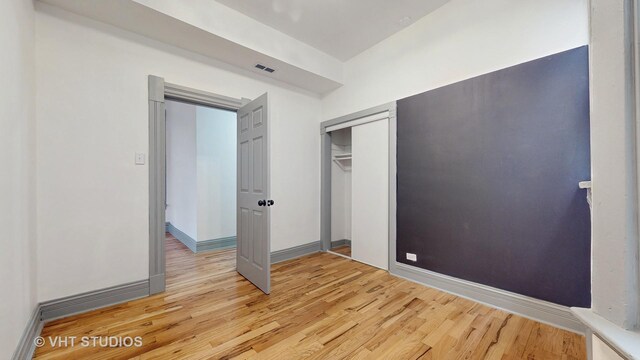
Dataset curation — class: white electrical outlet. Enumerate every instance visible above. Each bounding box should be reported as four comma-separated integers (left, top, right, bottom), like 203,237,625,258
406,253,417,262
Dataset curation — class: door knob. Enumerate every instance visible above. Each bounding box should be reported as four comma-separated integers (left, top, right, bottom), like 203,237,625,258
258,200,266,206
267,200,275,206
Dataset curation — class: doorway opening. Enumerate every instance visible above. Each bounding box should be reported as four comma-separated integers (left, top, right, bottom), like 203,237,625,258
164,99,238,257
148,76,272,296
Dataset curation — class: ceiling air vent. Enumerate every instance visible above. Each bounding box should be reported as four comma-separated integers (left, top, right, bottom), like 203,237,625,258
255,64,276,73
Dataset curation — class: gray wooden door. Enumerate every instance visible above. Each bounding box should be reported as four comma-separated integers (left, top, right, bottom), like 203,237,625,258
236,93,270,294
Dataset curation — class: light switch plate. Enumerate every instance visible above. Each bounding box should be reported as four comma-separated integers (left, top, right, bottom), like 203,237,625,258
135,152,146,165
406,253,417,262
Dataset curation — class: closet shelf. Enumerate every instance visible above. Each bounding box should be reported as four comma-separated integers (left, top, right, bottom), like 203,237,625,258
333,154,352,171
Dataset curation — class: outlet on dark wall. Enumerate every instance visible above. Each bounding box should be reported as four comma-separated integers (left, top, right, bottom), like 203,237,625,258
396,46,591,307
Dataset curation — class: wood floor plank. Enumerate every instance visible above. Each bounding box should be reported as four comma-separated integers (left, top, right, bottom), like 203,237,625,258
33,234,586,359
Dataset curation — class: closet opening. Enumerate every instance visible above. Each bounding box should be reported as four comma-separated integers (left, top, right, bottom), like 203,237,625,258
329,127,352,258
321,103,393,270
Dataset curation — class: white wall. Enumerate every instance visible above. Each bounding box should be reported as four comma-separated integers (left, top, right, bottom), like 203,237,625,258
166,100,198,240
35,4,321,301
196,106,237,241
0,0,37,356
321,0,589,119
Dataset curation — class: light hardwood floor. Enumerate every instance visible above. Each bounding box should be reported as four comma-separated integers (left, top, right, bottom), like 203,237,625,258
34,234,585,359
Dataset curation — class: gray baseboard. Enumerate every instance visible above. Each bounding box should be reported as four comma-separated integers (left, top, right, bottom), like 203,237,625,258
331,239,351,247
12,279,150,359
272,241,321,263
11,305,44,360
40,279,150,321
390,261,585,334
198,236,236,252
166,222,236,253
166,222,197,252
149,273,165,295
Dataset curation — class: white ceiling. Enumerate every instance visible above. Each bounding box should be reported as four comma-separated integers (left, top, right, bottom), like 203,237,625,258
215,0,450,61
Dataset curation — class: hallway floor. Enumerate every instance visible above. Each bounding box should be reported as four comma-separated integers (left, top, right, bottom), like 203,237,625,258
34,234,585,359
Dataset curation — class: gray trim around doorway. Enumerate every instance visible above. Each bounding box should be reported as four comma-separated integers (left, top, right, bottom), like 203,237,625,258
148,75,166,295
164,82,250,110
319,103,396,134
319,102,397,254
148,75,248,296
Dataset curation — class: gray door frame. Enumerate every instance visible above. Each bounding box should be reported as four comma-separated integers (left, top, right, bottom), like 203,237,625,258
319,102,397,270
148,75,250,295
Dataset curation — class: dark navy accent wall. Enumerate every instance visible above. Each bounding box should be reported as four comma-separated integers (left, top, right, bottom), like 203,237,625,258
396,46,591,307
